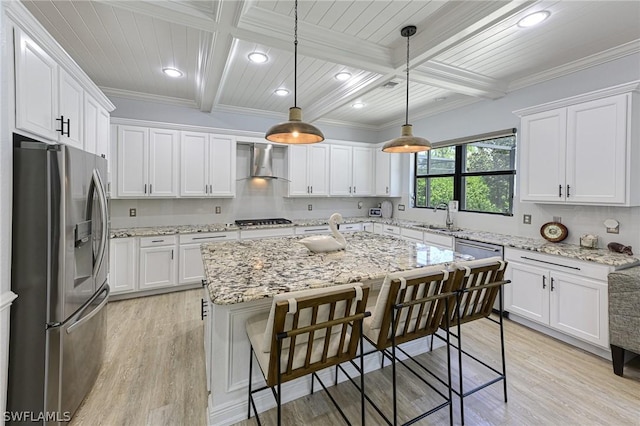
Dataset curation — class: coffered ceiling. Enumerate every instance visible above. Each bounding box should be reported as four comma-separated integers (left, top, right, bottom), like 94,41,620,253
22,0,640,129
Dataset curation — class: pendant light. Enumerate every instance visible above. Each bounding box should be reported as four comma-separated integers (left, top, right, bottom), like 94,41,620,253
382,25,431,153
265,0,324,144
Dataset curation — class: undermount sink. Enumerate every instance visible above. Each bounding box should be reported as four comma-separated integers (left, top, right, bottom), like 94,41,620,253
415,224,463,233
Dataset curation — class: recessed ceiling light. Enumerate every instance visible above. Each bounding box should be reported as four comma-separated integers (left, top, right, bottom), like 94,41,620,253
517,11,550,28
274,88,289,96
335,72,352,81
163,68,183,78
352,102,365,109
248,52,268,63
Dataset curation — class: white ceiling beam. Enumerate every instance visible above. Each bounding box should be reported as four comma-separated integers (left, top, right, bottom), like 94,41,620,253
413,62,507,99
199,0,245,112
98,0,219,31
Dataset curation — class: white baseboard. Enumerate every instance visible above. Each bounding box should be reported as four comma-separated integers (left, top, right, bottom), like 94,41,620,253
508,314,611,360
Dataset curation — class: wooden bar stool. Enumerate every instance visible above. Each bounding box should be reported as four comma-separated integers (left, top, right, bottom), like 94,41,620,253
347,265,460,425
440,257,510,425
245,283,370,425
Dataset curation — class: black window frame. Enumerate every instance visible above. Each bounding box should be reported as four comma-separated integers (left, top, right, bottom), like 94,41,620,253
414,131,516,216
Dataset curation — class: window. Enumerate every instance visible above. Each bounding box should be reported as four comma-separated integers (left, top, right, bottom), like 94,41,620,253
414,131,516,215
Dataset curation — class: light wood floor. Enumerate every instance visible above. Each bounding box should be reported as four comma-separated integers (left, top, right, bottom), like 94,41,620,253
70,289,208,426
73,289,639,426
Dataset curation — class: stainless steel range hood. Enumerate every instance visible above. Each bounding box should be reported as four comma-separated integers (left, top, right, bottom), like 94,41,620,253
250,143,285,180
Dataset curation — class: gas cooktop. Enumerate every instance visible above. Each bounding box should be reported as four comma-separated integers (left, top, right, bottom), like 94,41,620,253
235,218,292,226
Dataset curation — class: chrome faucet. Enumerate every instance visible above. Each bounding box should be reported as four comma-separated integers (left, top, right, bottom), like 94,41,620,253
433,202,454,229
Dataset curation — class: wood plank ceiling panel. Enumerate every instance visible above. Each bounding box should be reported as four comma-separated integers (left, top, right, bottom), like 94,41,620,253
435,1,640,82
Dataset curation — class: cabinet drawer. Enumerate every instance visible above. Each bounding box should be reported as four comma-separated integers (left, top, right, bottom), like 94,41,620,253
504,247,611,281
295,226,331,235
423,232,454,249
179,232,238,244
400,228,423,242
240,227,294,240
381,225,400,235
339,223,362,232
139,235,177,248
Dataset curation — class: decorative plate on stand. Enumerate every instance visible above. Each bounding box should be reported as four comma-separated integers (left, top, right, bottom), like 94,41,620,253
540,222,568,242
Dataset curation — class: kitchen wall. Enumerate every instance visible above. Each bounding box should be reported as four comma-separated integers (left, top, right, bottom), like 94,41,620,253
109,144,384,228
391,52,640,250
109,52,640,251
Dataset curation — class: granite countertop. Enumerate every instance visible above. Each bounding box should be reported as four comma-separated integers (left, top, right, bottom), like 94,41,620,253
110,217,639,268
202,232,472,305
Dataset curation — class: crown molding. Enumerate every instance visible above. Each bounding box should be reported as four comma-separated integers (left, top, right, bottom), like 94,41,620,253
102,87,199,109
509,40,640,92
513,80,640,117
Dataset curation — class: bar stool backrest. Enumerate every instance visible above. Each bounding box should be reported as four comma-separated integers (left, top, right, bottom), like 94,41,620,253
369,265,460,349
448,257,508,326
265,285,369,387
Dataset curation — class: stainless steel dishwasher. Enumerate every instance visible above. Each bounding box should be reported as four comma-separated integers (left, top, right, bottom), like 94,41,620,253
454,238,507,316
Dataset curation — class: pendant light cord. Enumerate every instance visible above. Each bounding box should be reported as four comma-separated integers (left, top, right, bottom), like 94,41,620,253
294,0,298,108
405,31,410,126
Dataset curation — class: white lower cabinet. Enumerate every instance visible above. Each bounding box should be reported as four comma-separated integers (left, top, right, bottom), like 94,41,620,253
294,225,331,235
109,237,138,294
179,232,238,285
423,231,454,249
504,248,609,348
139,236,177,290
339,223,362,232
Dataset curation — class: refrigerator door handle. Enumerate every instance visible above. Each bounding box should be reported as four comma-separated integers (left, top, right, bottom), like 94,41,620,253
91,169,109,278
67,284,110,334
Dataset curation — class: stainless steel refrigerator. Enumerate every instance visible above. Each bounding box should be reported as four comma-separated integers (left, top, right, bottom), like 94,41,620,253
8,135,110,423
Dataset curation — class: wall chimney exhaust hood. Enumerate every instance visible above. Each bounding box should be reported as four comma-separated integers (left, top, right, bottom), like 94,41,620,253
248,143,288,180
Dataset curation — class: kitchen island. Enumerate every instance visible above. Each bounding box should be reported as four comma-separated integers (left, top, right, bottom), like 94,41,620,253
200,232,471,426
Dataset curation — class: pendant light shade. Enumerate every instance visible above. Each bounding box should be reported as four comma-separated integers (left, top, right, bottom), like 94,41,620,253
382,25,431,153
265,0,324,144
265,107,324,144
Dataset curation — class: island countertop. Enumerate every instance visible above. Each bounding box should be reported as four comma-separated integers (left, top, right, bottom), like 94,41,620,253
202,232,472,305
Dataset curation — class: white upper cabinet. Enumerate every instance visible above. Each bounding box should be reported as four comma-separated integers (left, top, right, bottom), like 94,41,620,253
84,94,110,159
516,84,639,206
14,27,59,141
330,145,374,196
58,68,84,148
14,27,111,150
116,125,179,198
288,144,330,196
180,132,236,197
375,149,402,196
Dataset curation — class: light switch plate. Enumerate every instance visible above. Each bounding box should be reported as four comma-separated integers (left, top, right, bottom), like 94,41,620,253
308,204,313,211
398,204,405,211
129,208,136,217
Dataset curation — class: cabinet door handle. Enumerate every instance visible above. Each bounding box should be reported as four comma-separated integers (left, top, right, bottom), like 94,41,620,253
550,277,555,291
310,186,313,194
149,184,153,194
201,298,207,320
151,239,165,243
353,186,356,194
558,184,562,197
542,275,546,289
209,184,213,194
192,235,226,240
307,186,309,194
56,116,70,136
349,186,352,194
386,186,389,194
144,184,147,194
171,249,174,260
566,185,570,198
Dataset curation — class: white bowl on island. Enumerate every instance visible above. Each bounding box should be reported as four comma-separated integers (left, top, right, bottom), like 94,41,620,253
299,213,347,253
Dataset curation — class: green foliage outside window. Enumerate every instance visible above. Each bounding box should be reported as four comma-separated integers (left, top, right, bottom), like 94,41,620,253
414,135,516,215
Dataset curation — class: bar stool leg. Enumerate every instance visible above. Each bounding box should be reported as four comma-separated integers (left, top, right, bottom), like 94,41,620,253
360,318,366,426
247,347,254,419
457,292,465,426
499,286,508,402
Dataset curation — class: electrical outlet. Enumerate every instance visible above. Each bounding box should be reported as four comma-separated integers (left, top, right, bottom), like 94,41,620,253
553,216,562,223
308,204,313,211
129,208,136,217
523,214,531,224
398,204,405,211
215,206,221,214
357,201,363,209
